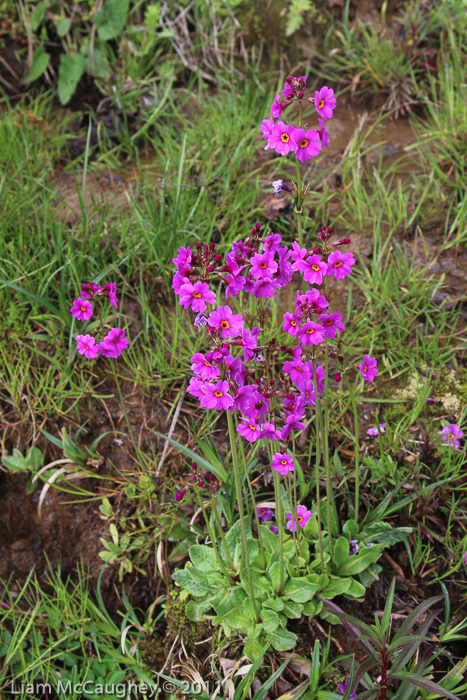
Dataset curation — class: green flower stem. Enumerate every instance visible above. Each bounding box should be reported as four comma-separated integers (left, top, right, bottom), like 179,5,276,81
344,374,361,524
226,410,260,621
112,359,139,458
211,496,236,573
295,158,303,249
194,488,233,582
273,468,285,594
236,431,266,558
312,361,326,573
323,348,335,553
285,473,300,565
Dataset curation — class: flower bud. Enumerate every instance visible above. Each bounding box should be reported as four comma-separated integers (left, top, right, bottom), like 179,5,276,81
337,343,341,349
209,241,215,249
338,355,344,361
196,242,201,249
312,247,320,254
298,91,304,99
207,265,214,272
335,374,342,382
255,222,261,231
197,480,204,487
215,255,222,263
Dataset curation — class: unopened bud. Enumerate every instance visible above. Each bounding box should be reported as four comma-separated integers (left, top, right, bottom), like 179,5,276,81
338,355,344,361
207,265,214,272
255,222,261,231
196,242,201,249
298,91,304,99
209,241,215,249
312,247,320,254
197,480,204,487
215,255,222,262
335,374,342,382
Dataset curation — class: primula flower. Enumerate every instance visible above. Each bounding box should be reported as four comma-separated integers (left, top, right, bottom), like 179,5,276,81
257,506,274,522
283,312,300,335
272,180,284,194
80,282,101,298
367,423,386,437
194,313,208,328
260,117,275,149
190,352,219,380
70,297,93,321
172,245,192,272
204,380,234,410
208,305,244,338
281,413,306,440
295,288,329,315
359,355,378,381
349,540,359,556
75,333,99,359
314,86,336,120
253,277,278,298
291,127,321,162
261,422,281,440
263,233,282,253
241,326,261,361
276,247,294,287
272,453,295,476
464,551,467,566
250,251,278,279
179,280,216,312
326,250,355,280
283,358,310,385
187,377,210,400
438,423,464,450
290,241,308,264
293,254,327,285
297,321,324,346
317,118,330,150
268,121,296,156
172,272,189,296
298,380,317,406
286,505,312,531
269,525,279,535
337,676,356,700
98,328,130,358
320,312,345,339
101,282,118,309
270,95,283,118
237,419,262,442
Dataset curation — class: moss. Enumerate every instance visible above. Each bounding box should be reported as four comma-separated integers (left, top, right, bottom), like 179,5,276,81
163,593,211,650
431,368,467,414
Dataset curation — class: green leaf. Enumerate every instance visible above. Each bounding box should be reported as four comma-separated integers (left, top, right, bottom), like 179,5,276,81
340,550,381,576
55,16,72,37
23,46,51,83
333,536,351,568
189,545,219,570
92,0,130,41
283,577,319,603
30,1,50,31
345,578,366,598
172,568,214,598
269,627,298,651
144,4,160,31
267,561,282,593
262,598,284,613
390,672,461,700
285,0,313,37
282,600,303,618
223,599,256,631
321,577,352,599
302,599,323,616
86,48,111,78
185,599,213,622
154,432,228,483
342,519,359,538
58,53,85,105
260,608,280,633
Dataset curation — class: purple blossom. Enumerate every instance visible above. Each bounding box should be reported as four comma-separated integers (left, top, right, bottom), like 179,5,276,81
367,423,386,437
253,277,278,298
187,377,210,401
80,282,101,299
190,352,220,380
172,246,192,272
293,254,327,285
70,298,93,321
464,551,467,566
97,328,129,358
286,505,312,532
263,233,282,253
101,282,118,309
320,312,345,339
250,251,278,279
359,355,378,381
291,127,321,162
297,321,324,346
290,241,308,264
283,312,300,336
268,121,296,156
260,117,275,149
283,358,310,385
179,280,216,312
208,305,244,338
272,452,295,476
237,418,262,442
261,422,281,440
314,86,336,120
326,250,355,280
75,333,99,359
281,413,306,440
241,326,261,361
270,95,283,118
337,676,356,700
257,506,274,522
438,423,464,450
204,380,234,410
269,525,279,535
317,118,330,150
194,313,208,327
349,540,359,556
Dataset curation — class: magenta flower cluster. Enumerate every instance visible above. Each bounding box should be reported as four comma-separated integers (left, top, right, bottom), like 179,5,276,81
70,282,129,359
261,77,336,162
438,423,464,451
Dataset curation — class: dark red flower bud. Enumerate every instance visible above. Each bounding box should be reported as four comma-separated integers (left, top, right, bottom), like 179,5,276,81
209,241,215,249
337,343,341,349
207,265,214,272
341,237,350,244
335,374,342,382
196,242,201,249
197,480,204,487
298,91,304,99
327,226,333,234
312,247,320,254
286,393,295,400
192,462,197,469
215,255,222,262
338,355,344,361
255,222,261,231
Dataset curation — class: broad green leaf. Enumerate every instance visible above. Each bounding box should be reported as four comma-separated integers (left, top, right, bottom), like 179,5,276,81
283,577,319,603
55,16,72,37
243,634,267,664
87,48,111,78
23,46,51,83
172,568,213,598
333,536,351,568
260,608,280,633
189,545,219,569
223,599,256,631
269,627,298,651
267,561,282,593
283,600,303,618
58,53,85,105
345,578,366,598
144,4,160,30
302,599,323,616
92,0,130,41
185,599,213,622
321,577,352,599
262,598,284,613
340,550,381,576
30,1,50,31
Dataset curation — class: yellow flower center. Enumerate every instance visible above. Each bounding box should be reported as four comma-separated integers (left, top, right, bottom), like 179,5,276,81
311,264,320,271
193,292,202,298
364,365,368,373
259,261,268,269
305,391,310,398
297,515,303,523
334,260,343,267
280,133,290,143
324,320,333,326
290,320,297,326
305,328,315,334
203,361,211,366
318,99,325,109
214,391,223,397
248,424,256,431
80,306,87,312
220,320,230,329
299,138,309,148
260,508,265,514
280,459,288,465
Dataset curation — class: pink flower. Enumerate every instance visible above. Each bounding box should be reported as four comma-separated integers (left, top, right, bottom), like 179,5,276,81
241,326,261,361
464,551,467,566
190,352,219,380
268,120,296,156
208,305,244,338
204,380,234,410
306,362,325,393
75,333,99,359
286,505,312,531
293,254,327,285
250,251,278,279
438,423,464,450
261,422,281,440
298,380,317,406
263,233,282,253
98,328,130,358
172,272,189,295
179,280,216,312
253,277,278,298
314,86,336,120
271,95,283,118
101,282,118,309
318,118,330,150
70,297,93,321
290,241,308,263
297,321,324,346
359,355,377,381
326,250,355,280
283,312,300,335
295,288,329,315
225,274,246,300
276,246,293,287
283,358,310,385
257,506,274,522
367,423,386,437
281,413,306,440
237,419,262,442
320,312,345,339
187,377,210,400
172,246,192,272
291,127,321,162
260,117,275,149
271,453,295,476
80,282,101,298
